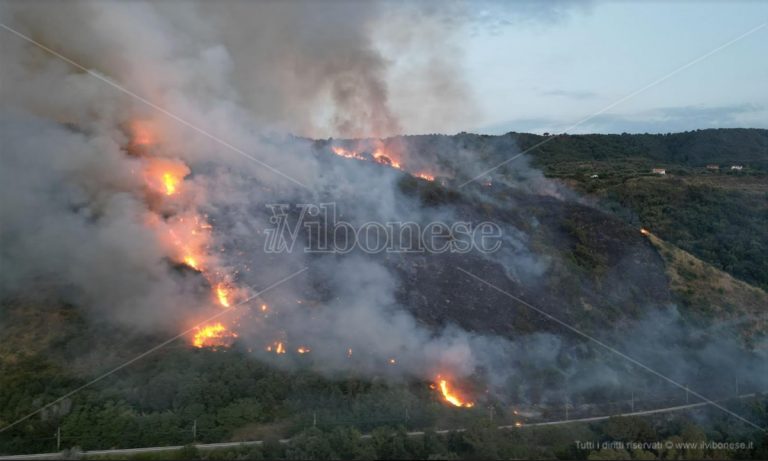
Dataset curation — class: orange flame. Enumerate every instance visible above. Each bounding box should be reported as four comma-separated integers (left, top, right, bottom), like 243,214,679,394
142,157,190,197
436,377,474,408
640,228,650,236
414,172,435,181
373,149,401,169
297,346,311,354
332,146,365,160
267,341,286,354
193,323,237,348
216,283,231,308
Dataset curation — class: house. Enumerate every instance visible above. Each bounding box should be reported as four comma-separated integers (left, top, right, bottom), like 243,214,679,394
706,164,720,170
651,168,666,175
730,165,744,171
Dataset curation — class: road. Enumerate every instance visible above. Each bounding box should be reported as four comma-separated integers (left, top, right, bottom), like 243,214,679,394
0,393,760,460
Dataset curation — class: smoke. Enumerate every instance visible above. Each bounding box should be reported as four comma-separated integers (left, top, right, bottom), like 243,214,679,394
1,0,762,417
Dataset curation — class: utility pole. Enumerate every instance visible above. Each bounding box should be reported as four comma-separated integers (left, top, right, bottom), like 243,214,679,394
630,391,635,412
192,419,197,442
56,426,61,452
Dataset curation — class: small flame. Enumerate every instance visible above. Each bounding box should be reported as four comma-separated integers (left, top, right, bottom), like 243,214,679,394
332,146,365,160
260,304,268,312
640,228,650,236
388,358,397,365
184,255,201,270
373,149,401,169
267,341,286,354
436,377,474,408
193,323,236,348
142,157,190,197
162,172,180,195
347,348,353,358
297,346,311,354
415,172,435,181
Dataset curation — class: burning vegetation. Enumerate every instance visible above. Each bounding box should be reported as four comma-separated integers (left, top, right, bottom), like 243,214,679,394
433,376,475,408
127,121,244,347
329,144,435,181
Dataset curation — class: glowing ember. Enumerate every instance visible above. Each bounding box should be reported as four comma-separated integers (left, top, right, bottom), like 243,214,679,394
297,346,311,354
436,377,474,408
347,348,353,358
216,283,231,308
193,323,236,348
514,421,523,428
640,228,650,236
388,358,397,365
260,304,268,312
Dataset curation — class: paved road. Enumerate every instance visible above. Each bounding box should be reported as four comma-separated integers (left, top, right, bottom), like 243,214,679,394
0,393,760,460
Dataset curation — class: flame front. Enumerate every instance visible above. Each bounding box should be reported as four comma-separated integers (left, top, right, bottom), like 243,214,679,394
332,146,365,160
437,377,474,408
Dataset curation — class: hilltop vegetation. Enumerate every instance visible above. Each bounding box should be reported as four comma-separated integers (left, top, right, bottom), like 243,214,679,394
512,130,768,292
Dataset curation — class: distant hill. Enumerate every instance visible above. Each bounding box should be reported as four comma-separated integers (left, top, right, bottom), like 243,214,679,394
512,128,768,169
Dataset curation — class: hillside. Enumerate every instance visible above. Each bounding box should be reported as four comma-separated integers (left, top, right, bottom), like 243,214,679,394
644,231,768,344
2,128,766,457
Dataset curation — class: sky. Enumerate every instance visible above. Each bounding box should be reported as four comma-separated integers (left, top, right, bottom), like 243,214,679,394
435,1,768,135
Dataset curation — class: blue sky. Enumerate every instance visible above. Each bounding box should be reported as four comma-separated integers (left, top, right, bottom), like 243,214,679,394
459,1,767,134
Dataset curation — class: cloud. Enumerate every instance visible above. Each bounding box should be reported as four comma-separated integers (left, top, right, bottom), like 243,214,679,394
479,103,768,134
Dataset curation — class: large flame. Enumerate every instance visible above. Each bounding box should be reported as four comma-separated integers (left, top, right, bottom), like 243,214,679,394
193,322,237,348
436,377,474,408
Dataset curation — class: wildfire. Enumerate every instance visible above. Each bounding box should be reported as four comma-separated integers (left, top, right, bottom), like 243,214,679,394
297,346,311,354
331,146,365,160
267,341,286,354
142,157,190,197
415,172,435,181
193,323,237,348
372,149,401,169
436,377,474,408
128,119,245,351
216,283,231,308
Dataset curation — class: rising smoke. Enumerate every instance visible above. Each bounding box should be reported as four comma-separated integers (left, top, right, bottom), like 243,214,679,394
0,0,763,414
